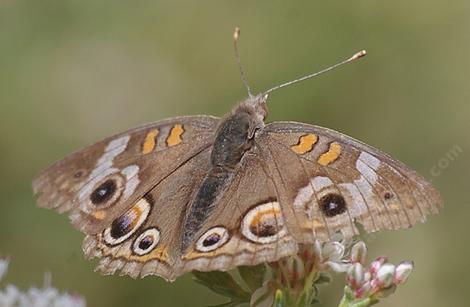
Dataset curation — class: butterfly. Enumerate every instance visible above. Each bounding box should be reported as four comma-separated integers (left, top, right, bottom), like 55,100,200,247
32,29,442,282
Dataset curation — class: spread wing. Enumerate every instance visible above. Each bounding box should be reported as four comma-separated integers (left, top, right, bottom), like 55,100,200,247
255,121,442,242
32,116,220,280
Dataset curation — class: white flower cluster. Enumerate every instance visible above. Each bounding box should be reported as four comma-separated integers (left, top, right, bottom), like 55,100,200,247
0,259,86,307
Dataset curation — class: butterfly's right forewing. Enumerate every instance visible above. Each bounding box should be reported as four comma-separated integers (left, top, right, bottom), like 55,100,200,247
256,122,442,242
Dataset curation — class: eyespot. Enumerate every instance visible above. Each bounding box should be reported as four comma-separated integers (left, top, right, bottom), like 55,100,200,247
319,193,347,217
133,228,160,256
91,179,116,204
89,174,124,208
103,198,151,246
241,201,286,244
195,227,229,252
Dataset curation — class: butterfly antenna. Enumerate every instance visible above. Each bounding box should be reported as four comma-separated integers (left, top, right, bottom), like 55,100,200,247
263,50,367,95
233,27,253,98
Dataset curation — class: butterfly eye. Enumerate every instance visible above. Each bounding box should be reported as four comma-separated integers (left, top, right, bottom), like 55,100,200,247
195,227,229,252
103,198,151,245
319,193,347,217
89,175,124,208
133,228,160,256
241,201,287,244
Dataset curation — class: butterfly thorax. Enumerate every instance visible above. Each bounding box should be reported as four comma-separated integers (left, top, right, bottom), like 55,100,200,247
180,95,268,252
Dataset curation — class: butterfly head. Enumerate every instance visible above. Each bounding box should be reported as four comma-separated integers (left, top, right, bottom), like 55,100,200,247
239,93,269,124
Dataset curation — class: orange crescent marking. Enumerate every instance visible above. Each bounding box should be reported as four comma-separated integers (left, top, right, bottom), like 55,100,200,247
318,142,342,166
166,124,184,147
142,129,159,154
249,208,281,228
291,134,318,154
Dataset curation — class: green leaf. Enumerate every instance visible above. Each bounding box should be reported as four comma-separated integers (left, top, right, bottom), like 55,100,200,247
193,271,251,302
344,286,355,301
238,264,266,292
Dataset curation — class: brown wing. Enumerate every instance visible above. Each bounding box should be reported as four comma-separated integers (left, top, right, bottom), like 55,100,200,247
32,116,219,265
256,121,442,243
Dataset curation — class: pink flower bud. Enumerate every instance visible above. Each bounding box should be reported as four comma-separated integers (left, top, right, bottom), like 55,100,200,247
350,241,367,264
375,263,396,288
394,261,414,284
369,256,388,276
347,263,365,289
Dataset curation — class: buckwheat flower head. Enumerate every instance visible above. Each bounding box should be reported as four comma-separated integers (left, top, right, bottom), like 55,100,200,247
0,258,86,307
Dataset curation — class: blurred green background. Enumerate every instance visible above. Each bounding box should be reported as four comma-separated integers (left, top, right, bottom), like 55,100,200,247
0,0,469,306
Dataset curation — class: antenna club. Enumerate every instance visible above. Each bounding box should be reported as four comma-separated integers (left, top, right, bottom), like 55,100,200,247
350,50,367,61
233,27,240,42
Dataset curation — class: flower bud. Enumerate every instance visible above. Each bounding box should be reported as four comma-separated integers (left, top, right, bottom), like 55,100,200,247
347,263,365,289
375,263,396,288
313,240,322,257
369,256,388,276
350,241,367,264
394,261,414,284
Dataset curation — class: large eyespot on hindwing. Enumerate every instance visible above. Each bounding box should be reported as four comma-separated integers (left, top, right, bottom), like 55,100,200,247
103,198,151,246
132,228,161,256
195,227,230,252
241,201,287,244
319,193,347,217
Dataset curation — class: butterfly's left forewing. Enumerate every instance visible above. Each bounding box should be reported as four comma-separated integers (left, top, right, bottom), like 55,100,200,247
256,122,442,242
33,116,219,236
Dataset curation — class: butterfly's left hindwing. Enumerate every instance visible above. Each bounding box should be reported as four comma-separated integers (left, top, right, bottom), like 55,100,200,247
255,122,442,242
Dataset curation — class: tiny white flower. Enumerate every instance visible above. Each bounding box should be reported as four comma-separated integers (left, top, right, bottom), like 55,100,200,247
323,242,345,262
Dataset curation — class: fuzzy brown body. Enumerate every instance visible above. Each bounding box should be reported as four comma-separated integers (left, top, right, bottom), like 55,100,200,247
32,94,442,281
